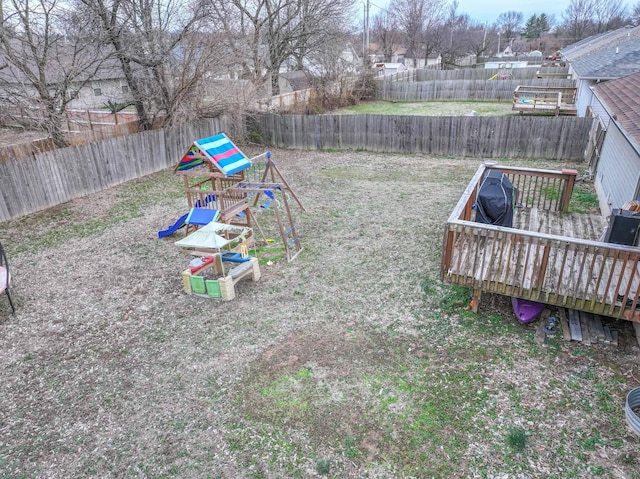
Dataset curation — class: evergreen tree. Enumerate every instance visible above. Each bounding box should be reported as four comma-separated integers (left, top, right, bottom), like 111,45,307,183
522,14,539,38
521,13,552,39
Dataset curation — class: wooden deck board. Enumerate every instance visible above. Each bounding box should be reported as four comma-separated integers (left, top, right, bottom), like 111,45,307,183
442,165,640,322
448,208,640,315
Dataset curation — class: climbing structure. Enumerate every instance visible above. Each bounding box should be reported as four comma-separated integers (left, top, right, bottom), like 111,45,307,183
229,158,305,262
173,133,305,261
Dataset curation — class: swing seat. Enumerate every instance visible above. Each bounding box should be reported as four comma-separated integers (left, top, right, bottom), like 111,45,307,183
261,200,271,209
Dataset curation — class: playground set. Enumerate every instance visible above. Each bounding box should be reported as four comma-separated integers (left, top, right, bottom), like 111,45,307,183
158,132,305,300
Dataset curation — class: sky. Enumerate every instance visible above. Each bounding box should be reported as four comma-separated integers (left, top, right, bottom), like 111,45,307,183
369,0,571,25
453,0,570,24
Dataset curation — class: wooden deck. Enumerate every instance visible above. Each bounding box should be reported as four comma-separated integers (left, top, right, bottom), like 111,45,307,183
512,85,577,116
441,165,640,323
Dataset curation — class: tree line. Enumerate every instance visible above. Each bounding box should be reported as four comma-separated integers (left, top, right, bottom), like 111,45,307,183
2,0,639,148
0,0,355,146
371,0,639,67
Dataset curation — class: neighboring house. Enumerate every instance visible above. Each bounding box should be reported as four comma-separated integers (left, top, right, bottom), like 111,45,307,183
372,62,407,75
66,74,133,110
590,73,640,215
484,60,529,69
0,56,133,112
559,25,640,117
279,71,312,94
400,54,442,69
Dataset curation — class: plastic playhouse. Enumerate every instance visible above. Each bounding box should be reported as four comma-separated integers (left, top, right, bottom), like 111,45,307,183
181,252,261,301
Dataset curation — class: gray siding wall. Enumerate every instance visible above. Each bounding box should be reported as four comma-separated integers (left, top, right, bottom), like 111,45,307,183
589,92,611,128
576,79,595,117
595,121,640,215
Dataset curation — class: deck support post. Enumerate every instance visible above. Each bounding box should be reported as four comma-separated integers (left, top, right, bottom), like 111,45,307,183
560,169,578,212
471,289,481,313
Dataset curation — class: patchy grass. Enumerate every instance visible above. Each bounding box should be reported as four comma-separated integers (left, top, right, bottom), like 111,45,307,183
570,185,601,214
333,100,517,116
0,149,638,478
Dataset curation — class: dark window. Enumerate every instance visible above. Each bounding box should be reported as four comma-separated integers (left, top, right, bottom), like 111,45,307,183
93,88,102,96
121,85,129,94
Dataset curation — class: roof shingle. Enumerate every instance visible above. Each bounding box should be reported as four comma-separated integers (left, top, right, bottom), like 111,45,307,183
593,72,640,148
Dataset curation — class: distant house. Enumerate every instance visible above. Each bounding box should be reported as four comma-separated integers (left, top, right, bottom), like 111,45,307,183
399,54,442,69
0,55,133,111
279,71,312,94
484,60,529,69
66,71,133,110
372,62,407,75
589,73,640,215
559,25,640,117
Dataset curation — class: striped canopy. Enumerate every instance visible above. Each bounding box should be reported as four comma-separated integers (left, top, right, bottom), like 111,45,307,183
175,133,251,176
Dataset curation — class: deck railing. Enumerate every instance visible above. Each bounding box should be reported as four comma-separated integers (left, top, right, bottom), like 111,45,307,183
441,165,640,322
185,188,247,215
512,85,577,116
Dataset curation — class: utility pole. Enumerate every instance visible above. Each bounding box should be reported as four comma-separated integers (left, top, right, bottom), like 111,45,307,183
362,2,366,64
482,23,487,53
365,0,370,58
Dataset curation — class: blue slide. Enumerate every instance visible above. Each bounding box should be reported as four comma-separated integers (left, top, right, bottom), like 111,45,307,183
158,213,189,238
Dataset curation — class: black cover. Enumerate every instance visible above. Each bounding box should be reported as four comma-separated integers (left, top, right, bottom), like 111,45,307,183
475,170,514,227
604,208,640,246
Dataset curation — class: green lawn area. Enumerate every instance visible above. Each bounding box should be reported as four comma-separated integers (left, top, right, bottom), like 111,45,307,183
334,100,517,116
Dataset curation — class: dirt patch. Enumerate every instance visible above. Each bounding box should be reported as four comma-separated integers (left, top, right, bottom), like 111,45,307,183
0,149,639,478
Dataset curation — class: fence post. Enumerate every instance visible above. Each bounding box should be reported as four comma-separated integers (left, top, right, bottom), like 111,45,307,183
87,110,93,131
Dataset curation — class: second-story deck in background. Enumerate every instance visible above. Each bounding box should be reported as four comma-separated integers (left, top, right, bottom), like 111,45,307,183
512,85,578,116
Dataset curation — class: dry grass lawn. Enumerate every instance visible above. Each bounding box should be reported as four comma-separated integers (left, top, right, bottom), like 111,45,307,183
1,148,639,478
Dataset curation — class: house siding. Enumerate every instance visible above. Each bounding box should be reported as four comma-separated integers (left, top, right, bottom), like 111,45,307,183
68,78,133,110
589,92,611,128
576,79,595,117
595,121,640,215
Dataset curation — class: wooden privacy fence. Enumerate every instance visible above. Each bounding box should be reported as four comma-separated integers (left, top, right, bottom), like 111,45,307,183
0,117,238,222
0,121,139,162
250,113,595,160
414,66,568,81
256,88,316,111
376,79,576,101
0,105,137,132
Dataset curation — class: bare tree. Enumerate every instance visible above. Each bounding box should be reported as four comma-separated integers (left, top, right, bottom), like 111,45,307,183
391,0,446,67
462,23,496,61
592,0,628,32
289,0,356,72
559,0,596,41
371,10,398,62
208,0,355,97
77,0,216,130
496,10,524,43
0,0,105,146
302,31,358,111
438,2,472,68
633,1,640,25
